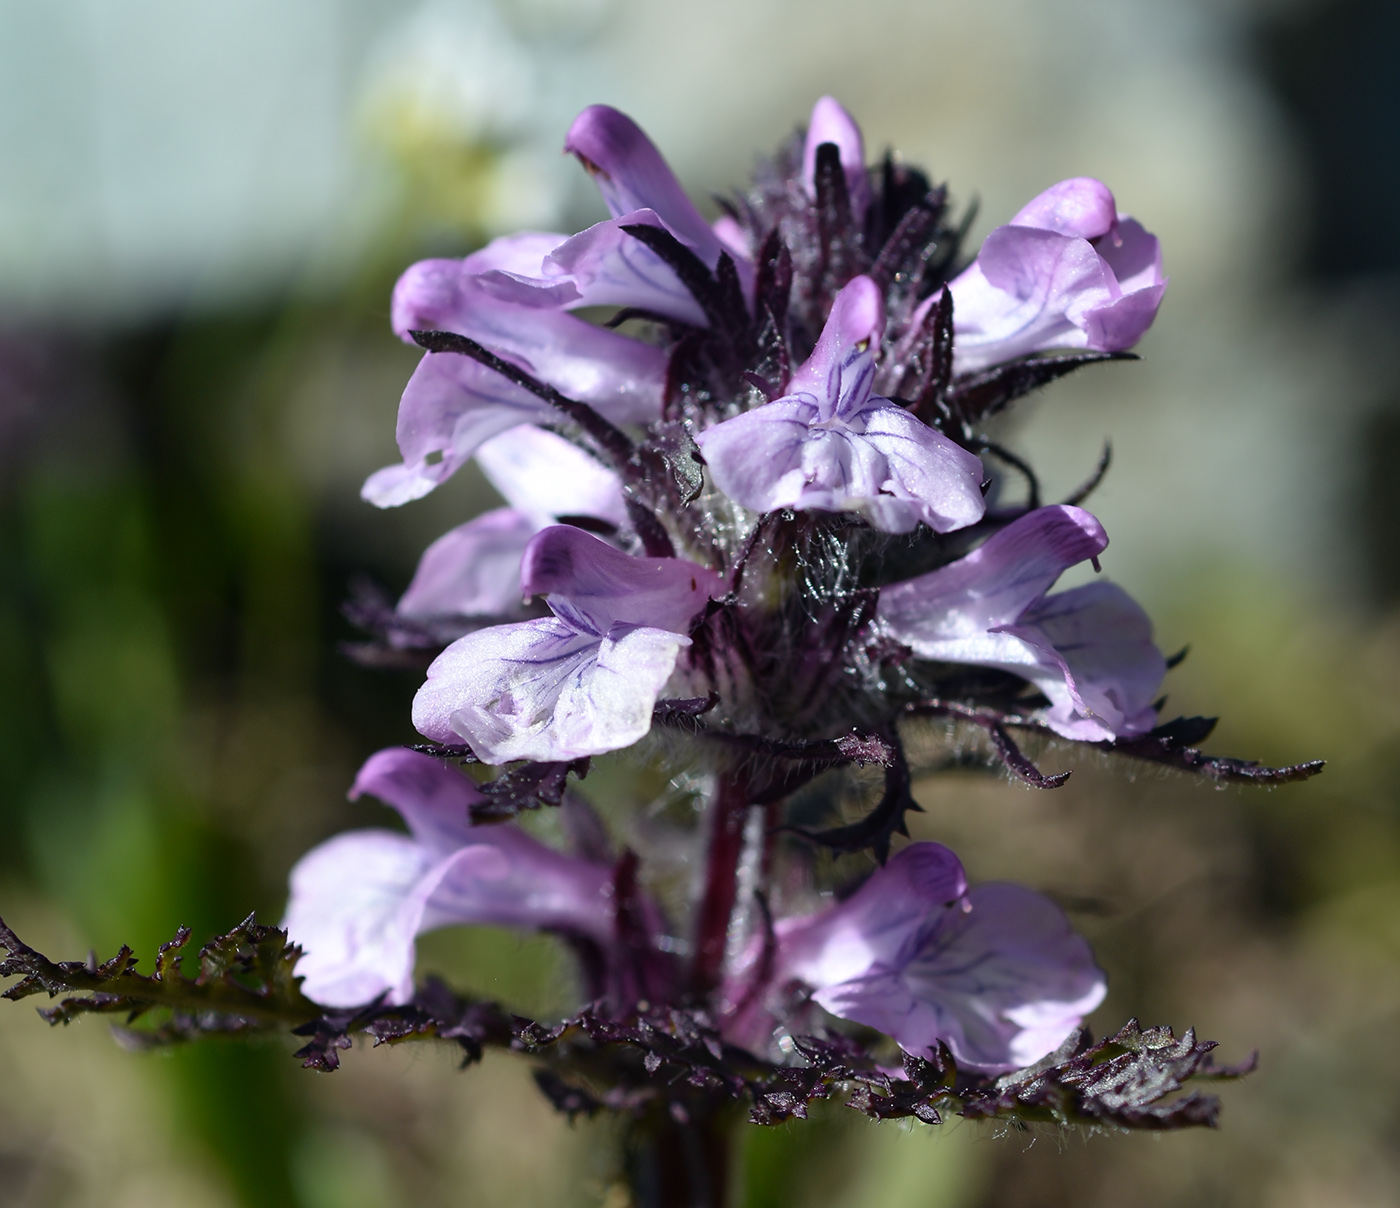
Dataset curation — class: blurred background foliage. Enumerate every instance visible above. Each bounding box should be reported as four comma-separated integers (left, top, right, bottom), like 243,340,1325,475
1,0,1399,1205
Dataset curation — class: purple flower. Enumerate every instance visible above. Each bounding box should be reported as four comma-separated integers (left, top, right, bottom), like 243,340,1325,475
363,286,666,507
802,95,872,220
695,276,986,533
284,748,616,1008
760,843,1105,1071
413,525,726,763
397,426,628,621
877,505,1166,740
947,177,1167,376
564,104,730,273
390,104,752,336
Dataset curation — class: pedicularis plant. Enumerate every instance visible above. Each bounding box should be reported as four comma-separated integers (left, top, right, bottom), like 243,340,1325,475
2,98,1321,1207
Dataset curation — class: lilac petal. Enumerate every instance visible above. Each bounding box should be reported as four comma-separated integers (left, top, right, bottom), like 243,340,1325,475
786,275,885,405
693,397,816,512
361,353,551,508
362,301,666,507
284,829,439,1007
391,235,567,339
950,194,1167,375
775,843,969,989
1008,177,1118,240
802,95,872,218
540,211,711,326
461,231,569,277
698,275,982,533
520,525,725,635
698,399,984,534
1083,281,1168,351
412,616,690,763
1084,218,1168,349
854,404,989,533
1094,217,1163,293
349,746,483,852
474,426,627,527
564,105,724,267
397,507,538,620
284,813,616,1007
419,830,615,943
813,882,1106,1071
393,282,668,418
1012,580,1165,740
949,227,1112,375
878,505,1108,646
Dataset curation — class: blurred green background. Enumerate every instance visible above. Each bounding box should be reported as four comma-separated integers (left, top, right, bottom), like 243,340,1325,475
2,1,1399,1205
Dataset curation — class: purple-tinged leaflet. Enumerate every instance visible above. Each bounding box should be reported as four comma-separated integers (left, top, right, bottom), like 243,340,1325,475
877,505,1166,740
947,177,1167,375
412,526,725,763
695,276,985,533
284,749,615,1008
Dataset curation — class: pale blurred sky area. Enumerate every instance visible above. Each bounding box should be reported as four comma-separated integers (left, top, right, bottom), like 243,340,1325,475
0,0,1395,598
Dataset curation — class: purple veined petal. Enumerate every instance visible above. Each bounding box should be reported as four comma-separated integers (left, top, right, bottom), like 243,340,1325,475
283,829,440,1007
542,211,711,326
786,275,885,405
521,525,725,635
469,270,583,311
395,279,669,420
361,352,553,508
350,746,485,853
397,508,539,620
418,827,615,944
564,104,725,268
698,401,982,534
693,398,817,514
775,843,969,989
949,226,1113,375
284,816,617,1007
1008,177,1118,240
852,403,988,533
392,258,468,342
697,274,986,534
391,234,567,339
1013,580,1165,740
347,746,616,939
877,505,1108,648
362,302,666,509
801,95,873,219
411,615,689,763
474,426,627,527
812,882,1106,1072
696,395,984,534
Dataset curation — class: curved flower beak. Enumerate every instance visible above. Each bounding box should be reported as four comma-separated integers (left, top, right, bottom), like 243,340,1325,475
285,749,617,1008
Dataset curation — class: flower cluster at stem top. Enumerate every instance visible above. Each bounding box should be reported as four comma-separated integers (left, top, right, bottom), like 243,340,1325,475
286,96,1173,1075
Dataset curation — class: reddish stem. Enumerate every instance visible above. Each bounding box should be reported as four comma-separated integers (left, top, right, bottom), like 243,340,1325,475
690,770,751,996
